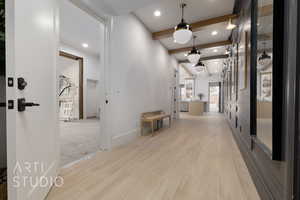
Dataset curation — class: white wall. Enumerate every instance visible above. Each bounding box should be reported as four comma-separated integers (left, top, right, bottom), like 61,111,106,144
86,79,100,118
195,74,221,102
60,44,102,119
108,14,178,147
179,65,192,84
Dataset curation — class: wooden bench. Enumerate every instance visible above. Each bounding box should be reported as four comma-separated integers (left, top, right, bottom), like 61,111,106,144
141,110,171,136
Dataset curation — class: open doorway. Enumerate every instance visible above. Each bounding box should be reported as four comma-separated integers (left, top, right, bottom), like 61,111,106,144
58,0,104,167
208,82,221,113
59,51,84,121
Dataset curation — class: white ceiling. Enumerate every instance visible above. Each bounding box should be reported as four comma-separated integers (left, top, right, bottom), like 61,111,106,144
71,0,164,17
70,0,236,75
60,0,104,56
159,23,232,50
134,0,235,51
134,0,235,75
134,0,235,32
134,0,234,55
174,45,227,61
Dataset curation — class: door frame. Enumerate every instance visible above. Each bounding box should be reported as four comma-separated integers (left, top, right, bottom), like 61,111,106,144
293,0,300,198
59,51,84,119
208,82,221,113
68,1,113,151
283,0,299,199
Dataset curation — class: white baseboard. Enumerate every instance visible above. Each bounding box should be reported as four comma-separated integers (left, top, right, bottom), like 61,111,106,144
112,128,140,148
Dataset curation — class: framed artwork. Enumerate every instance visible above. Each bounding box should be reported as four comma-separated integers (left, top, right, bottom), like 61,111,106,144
260,72,272,102
239,31,248,90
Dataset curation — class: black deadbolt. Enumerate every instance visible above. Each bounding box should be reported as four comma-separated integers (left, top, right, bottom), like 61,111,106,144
18,98,40,112
7,77,14,87
0,100,14,109
8,100,14,109
18,77,27,90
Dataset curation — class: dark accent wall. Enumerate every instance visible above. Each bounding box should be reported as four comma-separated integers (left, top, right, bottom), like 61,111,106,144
223,0,298,199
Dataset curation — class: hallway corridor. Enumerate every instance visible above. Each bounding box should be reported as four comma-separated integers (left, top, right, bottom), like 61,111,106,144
47,114,260,200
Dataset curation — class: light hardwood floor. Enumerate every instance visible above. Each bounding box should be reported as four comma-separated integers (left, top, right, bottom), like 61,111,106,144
47,114,260,200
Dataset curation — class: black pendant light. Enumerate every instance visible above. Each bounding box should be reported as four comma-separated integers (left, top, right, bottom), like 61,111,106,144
195,59,205,73
195,60,205,67
258,42,271,66
173,3,192,44
187,36,201,64
195,60,205,73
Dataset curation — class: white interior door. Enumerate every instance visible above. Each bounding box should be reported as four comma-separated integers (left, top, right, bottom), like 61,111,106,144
6,0,60,199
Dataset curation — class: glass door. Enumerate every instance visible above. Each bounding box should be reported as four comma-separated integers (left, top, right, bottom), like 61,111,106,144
209,82,220,113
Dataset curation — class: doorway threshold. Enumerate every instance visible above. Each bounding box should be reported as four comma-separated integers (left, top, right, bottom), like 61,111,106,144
61,151,101,169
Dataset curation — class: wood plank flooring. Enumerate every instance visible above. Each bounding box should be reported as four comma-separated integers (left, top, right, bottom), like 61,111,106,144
47,114,260,200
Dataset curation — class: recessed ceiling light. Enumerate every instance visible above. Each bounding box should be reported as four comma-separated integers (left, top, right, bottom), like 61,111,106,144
211,31,218,36
82,43,89,48
154,10,161,17
184,53,188,57
213,49,218,53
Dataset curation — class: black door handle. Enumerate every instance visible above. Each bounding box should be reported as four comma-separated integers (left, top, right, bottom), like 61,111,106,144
18,98,40,112
0,102,5,107
18,77,28,90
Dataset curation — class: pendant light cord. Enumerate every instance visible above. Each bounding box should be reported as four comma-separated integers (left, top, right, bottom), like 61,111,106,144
193,36,196,47
263,41,267,53
180,3,187,23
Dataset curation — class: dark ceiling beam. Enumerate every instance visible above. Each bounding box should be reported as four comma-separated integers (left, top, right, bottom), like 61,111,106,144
169,40,232,54
179,54,229,63
152,14,238,40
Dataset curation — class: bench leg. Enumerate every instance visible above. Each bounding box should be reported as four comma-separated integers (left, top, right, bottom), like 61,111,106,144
140,121,143,135
151,121,154,136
